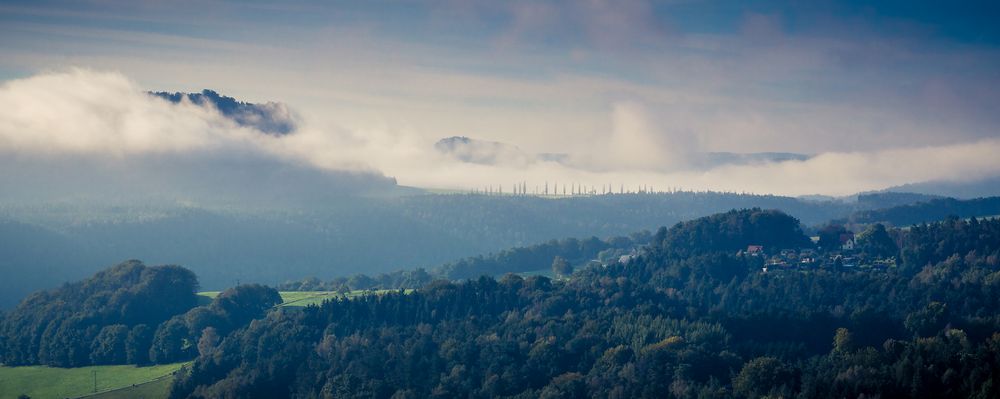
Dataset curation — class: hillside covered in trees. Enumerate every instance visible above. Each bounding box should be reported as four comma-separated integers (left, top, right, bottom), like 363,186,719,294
278,231,652,292
167,209,1000,398
0,261,281,368
277,208,815,293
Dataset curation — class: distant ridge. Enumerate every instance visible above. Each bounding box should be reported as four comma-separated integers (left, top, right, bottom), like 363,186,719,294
833,196,1000,227
882,176,1000,199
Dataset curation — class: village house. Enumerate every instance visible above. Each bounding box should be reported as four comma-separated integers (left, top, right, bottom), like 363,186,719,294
839,233,855,251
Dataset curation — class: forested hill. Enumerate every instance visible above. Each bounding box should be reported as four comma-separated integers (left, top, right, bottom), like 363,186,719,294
280,207,812,291
0,261,281,368
168,210,1000,398
279,232,651,292
656,208,812,257
834,196,1000,227
0,261,198,367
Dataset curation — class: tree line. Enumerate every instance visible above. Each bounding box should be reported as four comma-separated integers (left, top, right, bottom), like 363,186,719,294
278,232,651,292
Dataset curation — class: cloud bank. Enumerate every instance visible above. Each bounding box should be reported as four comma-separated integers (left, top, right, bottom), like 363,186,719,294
1,69,999,198
0,69,259,156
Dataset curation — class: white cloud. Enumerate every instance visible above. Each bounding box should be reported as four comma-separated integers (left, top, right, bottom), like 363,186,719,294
0,69,998,199
0,68,267,156
683,140,1000,196
563,101,697,173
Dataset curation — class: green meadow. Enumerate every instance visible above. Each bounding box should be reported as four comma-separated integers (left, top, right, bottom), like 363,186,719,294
198,289,412,308
85,374,174,399
0,362,187,399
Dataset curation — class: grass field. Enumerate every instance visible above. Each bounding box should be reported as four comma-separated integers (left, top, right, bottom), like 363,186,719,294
84,373,174,399
275,291,344,307
515,269,555,278
197,289,412,308
0,362,187,399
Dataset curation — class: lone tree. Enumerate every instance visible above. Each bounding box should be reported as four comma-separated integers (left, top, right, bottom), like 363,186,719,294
855,223,898,258
817,224,849,250
551,256,573,278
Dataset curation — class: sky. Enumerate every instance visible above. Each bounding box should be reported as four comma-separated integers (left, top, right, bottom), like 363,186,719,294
1,0,1000,196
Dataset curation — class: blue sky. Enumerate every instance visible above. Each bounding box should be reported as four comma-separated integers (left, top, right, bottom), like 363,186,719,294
1,1,1000,194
